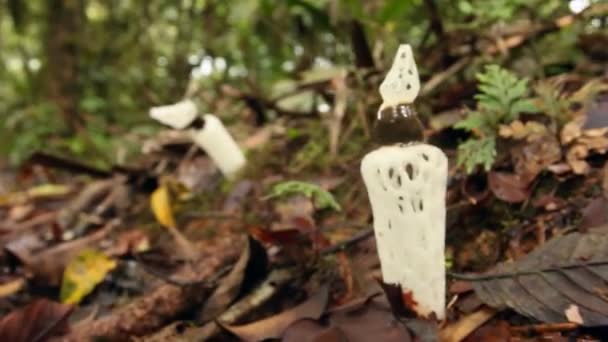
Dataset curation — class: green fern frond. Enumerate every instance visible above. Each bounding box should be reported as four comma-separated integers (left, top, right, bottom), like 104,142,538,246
264,180,341,212
457,137,497,174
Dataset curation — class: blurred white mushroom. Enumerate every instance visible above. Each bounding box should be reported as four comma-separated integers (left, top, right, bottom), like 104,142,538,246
149,100,198,129
360,44,448,319
149,101,246,179
190,114,246,179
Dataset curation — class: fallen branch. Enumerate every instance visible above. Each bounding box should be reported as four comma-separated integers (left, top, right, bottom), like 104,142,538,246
140,268,298,341
53,234,243,341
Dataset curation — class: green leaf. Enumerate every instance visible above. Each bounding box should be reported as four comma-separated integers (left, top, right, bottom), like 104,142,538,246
264,180,341,212
457,137,497,174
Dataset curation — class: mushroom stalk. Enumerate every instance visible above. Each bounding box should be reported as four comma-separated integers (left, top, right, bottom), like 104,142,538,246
360,45,448,319
189,114,246,179
149,100,246,179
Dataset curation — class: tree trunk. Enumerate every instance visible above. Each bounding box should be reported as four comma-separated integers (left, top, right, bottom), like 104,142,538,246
45,0,83,132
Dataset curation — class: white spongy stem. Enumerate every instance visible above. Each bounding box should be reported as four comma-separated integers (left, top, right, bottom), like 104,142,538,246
361,143,448,319
190,114,246,178
149,100,198,130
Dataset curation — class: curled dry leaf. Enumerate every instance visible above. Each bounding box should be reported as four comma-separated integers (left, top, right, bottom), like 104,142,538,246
463,227,608,326
221,285,329,342
561,116,584,145
198,236,268,322
511,134,561,179
0,298,73,342
488,172,531,203
566,144,590,175
499,120,547,141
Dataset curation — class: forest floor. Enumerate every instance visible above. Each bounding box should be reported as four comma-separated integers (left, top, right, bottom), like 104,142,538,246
1,8,608,341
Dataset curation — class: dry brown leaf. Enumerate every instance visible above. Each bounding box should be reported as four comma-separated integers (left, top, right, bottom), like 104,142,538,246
566,144,590,174
511,134,561,179
499,120,547,140
8,204,34,222
603,162,608,198
488,172,531,203
579,197,608,230
0,298,73,342
176,156,219,193
439,306,497,342
462,320,511,342
577,135,608,153
0,278,25,298
283,295,415,342
561,116,584,145
222,285,329,342
198,236,268,322
582,127,608,138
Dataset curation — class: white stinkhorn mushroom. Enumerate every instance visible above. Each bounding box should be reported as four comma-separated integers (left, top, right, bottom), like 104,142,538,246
149,100,198,130
360,45,448,319
149,100,246,179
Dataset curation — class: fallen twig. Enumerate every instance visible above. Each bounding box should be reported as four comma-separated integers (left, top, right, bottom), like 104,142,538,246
52,234,243,341
320,227,374,256
511,322,579,335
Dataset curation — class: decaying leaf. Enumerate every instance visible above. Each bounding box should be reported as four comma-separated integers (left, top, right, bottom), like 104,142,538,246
0,298,73,342
566,144,590,174
282,294,415,342
499,120,547,141
511,134,561,179
439,306,497,342
579,197,608,230
488,171,531,203
198,236,268,322
221,285,329,341
464,228,608,326
0,277,25,298
60,249,117,304
561,116,585,145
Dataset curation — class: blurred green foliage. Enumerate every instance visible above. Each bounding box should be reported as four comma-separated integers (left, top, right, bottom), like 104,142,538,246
0,0,589,166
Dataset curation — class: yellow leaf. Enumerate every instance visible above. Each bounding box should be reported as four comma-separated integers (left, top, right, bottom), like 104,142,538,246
150,184,177,229
60,249,117,305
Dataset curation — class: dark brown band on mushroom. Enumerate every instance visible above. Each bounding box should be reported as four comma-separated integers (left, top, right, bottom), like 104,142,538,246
373,103,424,145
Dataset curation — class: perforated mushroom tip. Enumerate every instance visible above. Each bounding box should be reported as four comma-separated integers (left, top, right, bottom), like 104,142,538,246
373,44,424,145
361,143,448,319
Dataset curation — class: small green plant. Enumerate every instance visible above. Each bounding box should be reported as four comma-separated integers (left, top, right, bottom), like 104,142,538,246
455,65,537,173
264,180,341,212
